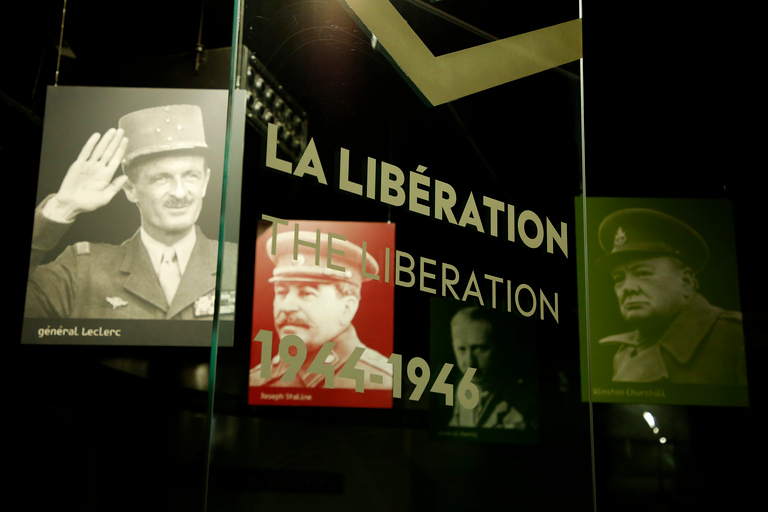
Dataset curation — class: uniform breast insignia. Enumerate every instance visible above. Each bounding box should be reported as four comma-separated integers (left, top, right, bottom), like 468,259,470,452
75,241,91,255
194,292,216,317
106,296,128,309
220,290,236,315
194,290,237,317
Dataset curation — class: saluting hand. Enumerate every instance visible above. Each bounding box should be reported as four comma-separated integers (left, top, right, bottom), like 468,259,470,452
43,128,129,223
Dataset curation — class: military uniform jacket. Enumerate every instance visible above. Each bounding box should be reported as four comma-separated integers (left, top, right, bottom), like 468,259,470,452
249,325,393,390
449,389,526,429
25,203,236,320
599,294,747,385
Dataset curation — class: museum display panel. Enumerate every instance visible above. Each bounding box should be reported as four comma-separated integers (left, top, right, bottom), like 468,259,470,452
9,1,762,511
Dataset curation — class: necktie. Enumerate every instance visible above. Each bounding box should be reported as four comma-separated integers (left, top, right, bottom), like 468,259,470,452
159,247,181,304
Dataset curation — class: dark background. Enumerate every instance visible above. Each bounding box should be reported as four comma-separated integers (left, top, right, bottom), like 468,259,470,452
3,1,763,511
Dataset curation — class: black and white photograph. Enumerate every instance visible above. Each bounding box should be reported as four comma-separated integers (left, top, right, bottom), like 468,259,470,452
21,86,235,346
431,299,539,443
579,197,749,406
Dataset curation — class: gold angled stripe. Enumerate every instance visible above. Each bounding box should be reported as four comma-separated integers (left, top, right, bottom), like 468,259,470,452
339,0,583,106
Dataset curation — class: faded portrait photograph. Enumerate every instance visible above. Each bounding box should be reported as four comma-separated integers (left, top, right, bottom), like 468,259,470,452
248,219,395,408
579,197,749,407
21,86,236,346
430,299,539,443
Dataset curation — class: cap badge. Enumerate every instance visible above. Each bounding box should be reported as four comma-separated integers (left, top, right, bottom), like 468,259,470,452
614,227,627,247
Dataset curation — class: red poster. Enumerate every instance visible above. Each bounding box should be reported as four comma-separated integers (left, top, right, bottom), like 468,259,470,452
249,219,395,408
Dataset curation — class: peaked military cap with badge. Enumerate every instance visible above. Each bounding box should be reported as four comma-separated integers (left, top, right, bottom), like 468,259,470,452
119,104,209,168
266,230,379,288
597,208,709,272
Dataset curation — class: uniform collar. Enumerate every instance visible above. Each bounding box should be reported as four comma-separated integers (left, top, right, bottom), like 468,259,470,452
121,226,218,317
297,325,363,387
600,294,724,365
656,294,723,364
325,325,365,361
265,325,363,388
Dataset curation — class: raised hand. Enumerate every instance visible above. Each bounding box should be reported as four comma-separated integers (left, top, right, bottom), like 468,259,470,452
43,128,130,223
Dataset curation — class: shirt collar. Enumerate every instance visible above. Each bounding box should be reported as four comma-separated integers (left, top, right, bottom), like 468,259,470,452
140,227,197,276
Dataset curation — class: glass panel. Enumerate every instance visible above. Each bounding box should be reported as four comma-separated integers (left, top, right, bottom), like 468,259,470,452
208,1,591,510
578,4,760,510
13,2,236,509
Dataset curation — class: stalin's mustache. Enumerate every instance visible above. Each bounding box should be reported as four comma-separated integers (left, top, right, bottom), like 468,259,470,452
275,312,311,330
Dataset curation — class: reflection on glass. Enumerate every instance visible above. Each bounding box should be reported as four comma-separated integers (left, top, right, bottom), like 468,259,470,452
643,411,656,429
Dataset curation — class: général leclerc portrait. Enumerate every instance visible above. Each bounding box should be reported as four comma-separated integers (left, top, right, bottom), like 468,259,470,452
25,104,235,320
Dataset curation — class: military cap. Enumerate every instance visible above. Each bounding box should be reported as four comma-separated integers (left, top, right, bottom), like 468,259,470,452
118,104,208,167
597,208,709,272
267,230,379,287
